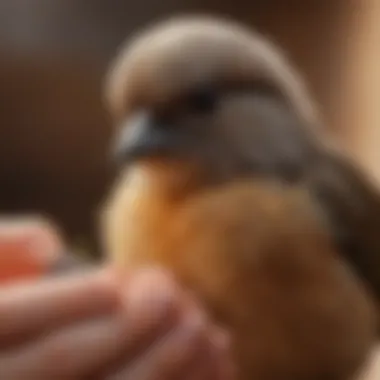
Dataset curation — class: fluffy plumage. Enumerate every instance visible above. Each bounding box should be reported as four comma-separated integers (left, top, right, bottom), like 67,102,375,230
102,16,379,380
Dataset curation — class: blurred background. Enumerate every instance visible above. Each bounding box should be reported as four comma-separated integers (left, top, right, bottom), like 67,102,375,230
0,0,379,256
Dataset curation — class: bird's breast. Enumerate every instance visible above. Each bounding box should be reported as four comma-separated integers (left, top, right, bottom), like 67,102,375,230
103,172,376,380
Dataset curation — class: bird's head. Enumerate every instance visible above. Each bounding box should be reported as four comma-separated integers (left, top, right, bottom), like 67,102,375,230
105,16,322,193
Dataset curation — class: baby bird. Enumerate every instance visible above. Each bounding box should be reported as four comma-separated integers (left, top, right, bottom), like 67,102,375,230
101,16,380,380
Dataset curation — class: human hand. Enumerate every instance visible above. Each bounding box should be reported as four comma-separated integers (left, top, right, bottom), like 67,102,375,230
0,216,64,283
0,267,233,380
0,217,232,380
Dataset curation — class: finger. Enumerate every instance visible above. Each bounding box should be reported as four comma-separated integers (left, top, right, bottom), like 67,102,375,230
178,326,233,380
180,339,219,380
0,317,124,380
106,305,209,380
0,268,179,380
93,268,182,378
0,268,118,346
0,217,64,282
208,328,235,380
181,353,220,380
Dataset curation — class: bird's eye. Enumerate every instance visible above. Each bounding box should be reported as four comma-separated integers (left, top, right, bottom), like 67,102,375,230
185,86,218,113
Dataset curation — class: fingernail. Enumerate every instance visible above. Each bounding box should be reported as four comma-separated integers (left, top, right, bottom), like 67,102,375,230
123,267,178,326
215,333,236,380
221,360,237,380
213,346,236,380
210,326,230,351
183,303,206,329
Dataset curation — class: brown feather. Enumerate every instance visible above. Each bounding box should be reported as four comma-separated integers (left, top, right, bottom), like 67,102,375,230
102,16,379,380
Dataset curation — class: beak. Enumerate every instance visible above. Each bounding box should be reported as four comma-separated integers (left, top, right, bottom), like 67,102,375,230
112,111,179,164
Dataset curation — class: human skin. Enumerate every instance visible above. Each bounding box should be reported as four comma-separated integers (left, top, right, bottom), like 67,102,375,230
0,218,233,380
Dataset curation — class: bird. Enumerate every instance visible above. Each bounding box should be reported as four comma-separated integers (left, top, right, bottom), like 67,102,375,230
100,16,380,380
